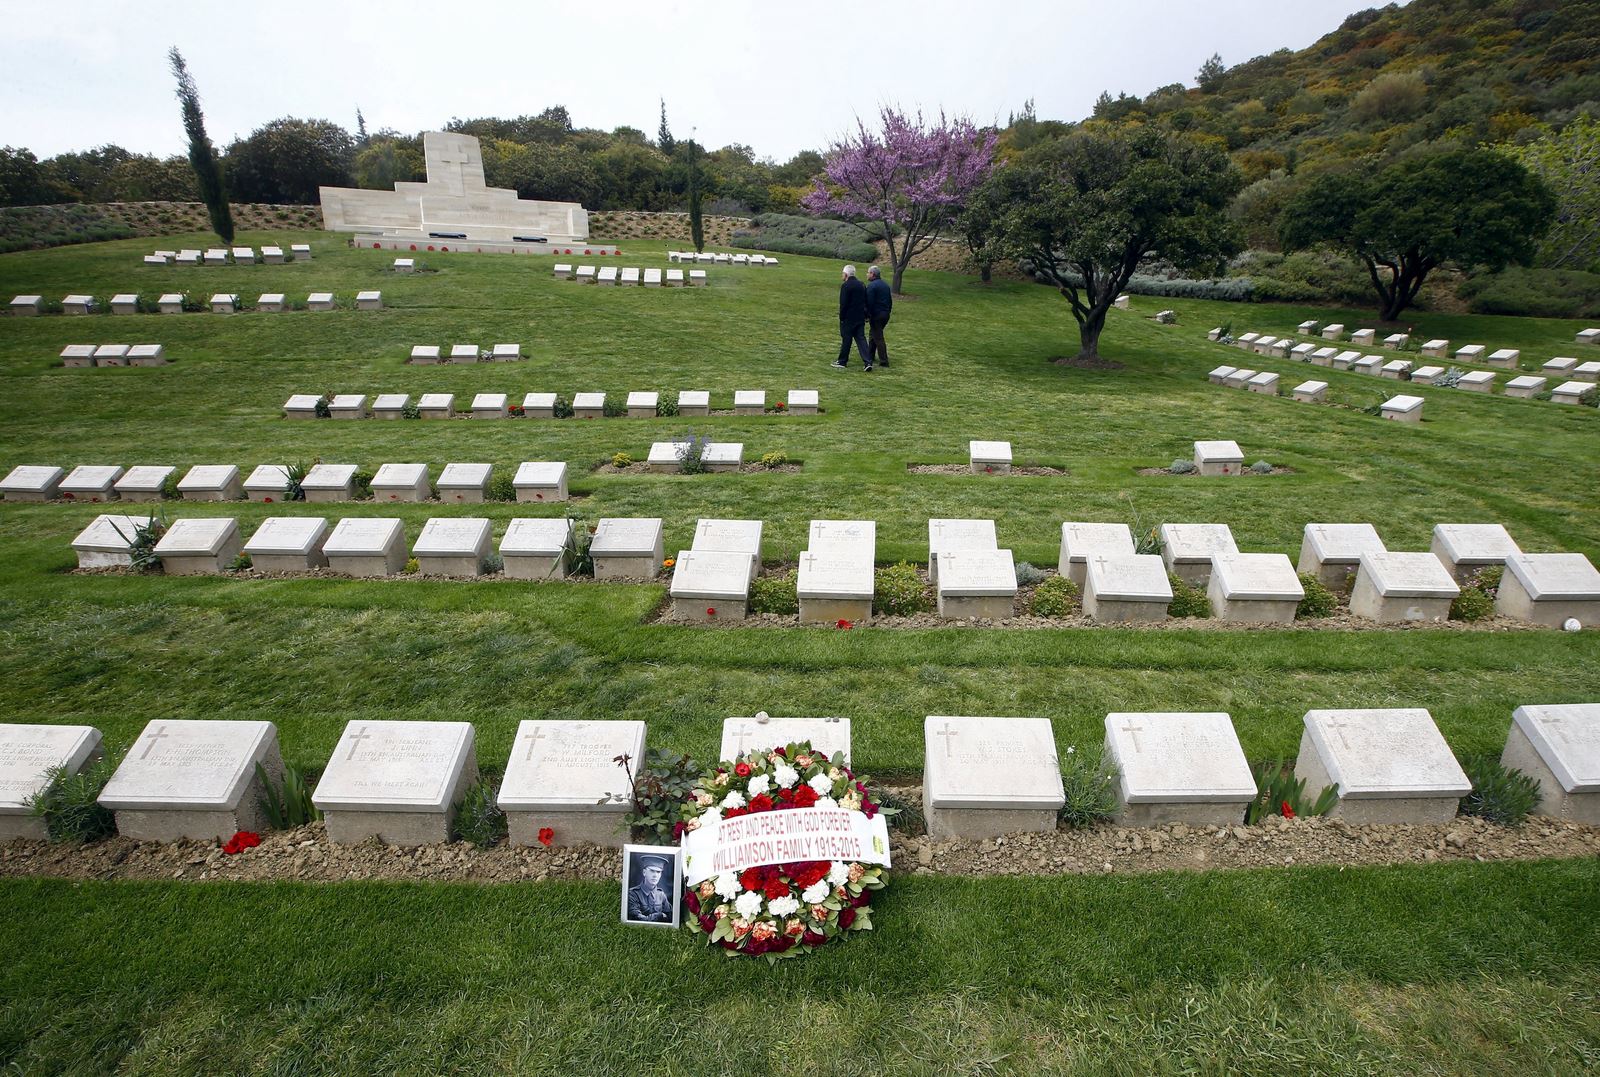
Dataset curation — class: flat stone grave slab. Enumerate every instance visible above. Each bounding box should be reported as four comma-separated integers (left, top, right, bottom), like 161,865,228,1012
393,258,414,272
1297,320,1318,334
1551,380,1589,404
242,464,292,502
1420,339,1448,357
500,517,575,579
127,344,166,366
1580,328,1600,345
1383,334,1409,349
10,295,42,315
60,465,124,502
1083,554,1172,623
1252,336,1278,355
643,268,662,286
491,343,522,361
1455,345,1486,363
0,724,103,840
809,519,876,558
307,292,335,311
669,548,753,620
734,390,765,415
1504,375,1546,398
328,394,367,420
1106,712,1255,826
438,463,492,503
450,344,480,364
590,517,664,579
693,518,763,580
1309,347,1337,365
231,246,255,263
923,716,1065,839
1495,553,1600,628
701,442,743,471
60,344,96,368
258,293,286,312
721,714,852,765
209,293,238,313
647,441,691,473
626,391,658,417
1380,394,1423,423
71,513,157,568
572,392,605,419
1298,523,1386,590
1321,324,1345,340
1193,440,1244,476
1487,348,1520,368
243,516,330,572
372,393,410,419
597,266,618,284
1159,523,1237,586
689,270,707,285
63,294,95,314
1503,704,1600,822
1381,359,1412,379
1353,355,1383,375
620,268,640,285
575,265,596,282
931,518,999,584
417,392,454,418
1577,361,1600,382
969,440,1012,474
1349,328,1375,346
1246,371,1279,395
1332,350,1361,370
301,463,359,503
291,244,311,260
283,394,322,420
678,390,709,416
1351,552,1459,623
152,517,241,575
936,548,1017,619
1208,364,1237,385
553,263,572,278
666,269,685,285
98,719,282,840
111,294,138,315
1410,365,1444,382
413,518,492,576
522,392,557,419
1431,523,1520,580
1223,368,1256,388
1234,334,1259,350
1295,709,1470,824
797,550,874,624
261,246,283,263
178,464,243,502
1057,521,1139,585
93,344,130,366
1207,553,1304,624
471,392,509,418
1,465,64,501
513,461,567,502
410,345,441,364
355,290,382,310
313,721,477,846
1292,380,1328,403
1543,357,1577,376
323,517,406,576
497,720,643,847
114,465,174,501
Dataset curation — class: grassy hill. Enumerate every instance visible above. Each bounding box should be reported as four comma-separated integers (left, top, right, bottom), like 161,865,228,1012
1,235,1598,1070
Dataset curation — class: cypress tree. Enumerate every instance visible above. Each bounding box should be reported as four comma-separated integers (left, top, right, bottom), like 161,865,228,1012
168,47,233,244
686,139,704,253
657,98,675,157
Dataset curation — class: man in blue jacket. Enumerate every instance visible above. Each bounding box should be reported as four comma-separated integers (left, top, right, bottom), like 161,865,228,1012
831,265,873,371
865,264,892,369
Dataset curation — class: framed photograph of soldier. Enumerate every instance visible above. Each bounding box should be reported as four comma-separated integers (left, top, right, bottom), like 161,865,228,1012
620,844,682,928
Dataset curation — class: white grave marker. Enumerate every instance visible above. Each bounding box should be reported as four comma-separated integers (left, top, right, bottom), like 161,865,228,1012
923,716,1065,839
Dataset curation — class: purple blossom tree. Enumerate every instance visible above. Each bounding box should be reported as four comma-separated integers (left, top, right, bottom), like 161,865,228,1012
803,108,997,295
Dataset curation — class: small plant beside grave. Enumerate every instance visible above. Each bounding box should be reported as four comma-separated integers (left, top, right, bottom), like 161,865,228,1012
611,452,633,469
401,400,421,420
619,748,703,844
1296,574,1337,618
1169,458,1197,474
256,761,320,828
1058,744,1118,828
352,469,374,499
314,394,332,419
283,460,310,501
602,397,627,418
108,513,168,571
488,474,517,502
453,780,508,847
553,394,575,419
562,518,595,577
1451,567,1500,622
1250,460,1273,474
1244,763,1337,823
26,760,117,843
750,571,799,615
1029,576,1079,617
656,394,679,417
1458,756,1541,825
1167,574,1212,618
479,553,504,575
227,553,253,572
403,557,420,574
874,561,930,616
1014,561,1047,586
759,451,789,469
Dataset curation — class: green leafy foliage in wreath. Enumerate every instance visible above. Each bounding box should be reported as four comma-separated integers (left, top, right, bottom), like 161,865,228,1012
27,760,117,843
1058,743,1119,828
618,748,703,844
750,571,798,615
874,561,929,616
453,780,508,846
1459,756,1541,826
256,761,321,829
1029,575,1079,617
1244,762,1338,824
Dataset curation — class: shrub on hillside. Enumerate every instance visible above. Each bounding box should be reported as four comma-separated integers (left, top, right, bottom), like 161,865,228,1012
1237,249,1374,306
1458,267,1600,319
730,212,880,261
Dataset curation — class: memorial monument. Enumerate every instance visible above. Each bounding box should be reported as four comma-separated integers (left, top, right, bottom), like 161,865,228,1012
319,131,604,254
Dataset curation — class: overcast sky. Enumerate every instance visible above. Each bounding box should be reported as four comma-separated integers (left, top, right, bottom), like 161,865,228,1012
2,0,1387,162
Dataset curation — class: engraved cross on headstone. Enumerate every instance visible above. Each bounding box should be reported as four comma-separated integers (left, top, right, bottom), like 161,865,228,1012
345,725,374,762
1325,717,1355,750
935,721,959,757
139,725,170,760
1093,555,1111,577
1120,720,1144,753
522,726,548,763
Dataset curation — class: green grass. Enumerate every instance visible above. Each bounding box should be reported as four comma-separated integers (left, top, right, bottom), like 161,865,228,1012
3,231,1599,1071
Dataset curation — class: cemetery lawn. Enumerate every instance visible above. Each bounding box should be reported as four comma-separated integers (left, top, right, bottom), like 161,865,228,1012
3,233,1599,1071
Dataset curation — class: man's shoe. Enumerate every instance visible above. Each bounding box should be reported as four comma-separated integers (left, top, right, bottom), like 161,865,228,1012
830,360,848,369
862,365,873,372
879,359,889,367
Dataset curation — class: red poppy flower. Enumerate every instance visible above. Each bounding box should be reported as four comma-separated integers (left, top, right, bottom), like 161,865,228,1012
263,497,273,503
584,249,592,255
535,492,543,500
427,245,435,251
61,492,74,500
1280,801,1295,819
372,243,380,249
706,607,717,617
538,826,554,846
836,619,852,629
409,244,417,251
734,762,752,777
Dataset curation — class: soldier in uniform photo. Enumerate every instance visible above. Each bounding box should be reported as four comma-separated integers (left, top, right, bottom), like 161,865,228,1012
624,851,676,925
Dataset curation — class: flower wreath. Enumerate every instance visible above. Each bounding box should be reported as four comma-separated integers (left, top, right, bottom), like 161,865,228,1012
677,741,889,959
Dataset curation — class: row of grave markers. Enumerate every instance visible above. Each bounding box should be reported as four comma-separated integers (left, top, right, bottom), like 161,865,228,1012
285,389,818,418
138,245,312,266
1208,367,1425,421
3,704,1594,847
1292,319,1600,352
22,291,380,316
555,265,704,285
666,251,778,265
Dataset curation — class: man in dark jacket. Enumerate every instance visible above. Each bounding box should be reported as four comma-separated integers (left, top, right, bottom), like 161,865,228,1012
865,264,892,368
831,265,872,370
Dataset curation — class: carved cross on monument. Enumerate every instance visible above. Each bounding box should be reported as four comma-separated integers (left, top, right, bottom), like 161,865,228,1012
1093,555,1112,578
935,721,959,758
139,725,170,760
345,725,374,762
1325,717,1355,751
1120,720,1145,753
522,726,548,763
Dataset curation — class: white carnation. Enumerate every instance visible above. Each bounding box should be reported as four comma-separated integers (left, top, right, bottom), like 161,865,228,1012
801,880,830,904
815,795,838,809
721,790,746,810
828,861,849,885
746,773,771,797
767,895,799,917
807,772,834,796
773,763,799,789
701,806,722,825
734,890,764,919
714,872,741,900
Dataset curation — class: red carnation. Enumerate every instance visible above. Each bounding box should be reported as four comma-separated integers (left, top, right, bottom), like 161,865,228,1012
1281,801,1295,819
538,827,554,846
734,762,752,777
672,820,686,839
802,929,827,947
791,861,828,888
794,785,818,808
762,876,790,901
740,866,770,891
263,497,272,503
724,806,748,818
777,788,795,804
749,793,775,813
838,908,857,930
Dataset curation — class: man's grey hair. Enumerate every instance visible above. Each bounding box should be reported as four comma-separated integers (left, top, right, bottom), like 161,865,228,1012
842,265,856,277
867,265,881,278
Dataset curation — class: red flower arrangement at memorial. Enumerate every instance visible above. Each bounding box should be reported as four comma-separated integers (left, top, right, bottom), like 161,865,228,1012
677,741,889,960
222,830,261,855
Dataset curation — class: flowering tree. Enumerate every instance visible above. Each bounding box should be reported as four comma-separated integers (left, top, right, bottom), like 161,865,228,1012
803,108,997,294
